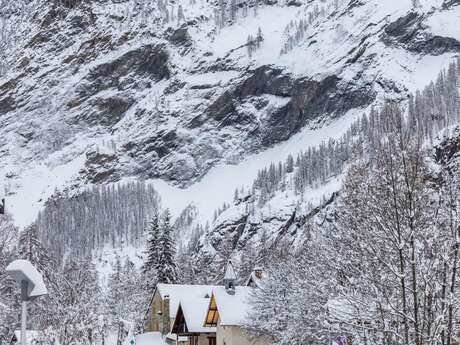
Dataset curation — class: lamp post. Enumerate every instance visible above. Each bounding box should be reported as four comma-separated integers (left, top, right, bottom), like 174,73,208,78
6,260,48,345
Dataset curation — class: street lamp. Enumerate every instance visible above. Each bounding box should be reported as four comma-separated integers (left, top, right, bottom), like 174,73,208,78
6,260,48,345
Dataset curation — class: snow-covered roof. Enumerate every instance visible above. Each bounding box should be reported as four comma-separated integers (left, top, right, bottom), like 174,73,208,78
211,286,253,326
6,260,47,298
156,284,219,320
177,297,217,334
224,260,236,280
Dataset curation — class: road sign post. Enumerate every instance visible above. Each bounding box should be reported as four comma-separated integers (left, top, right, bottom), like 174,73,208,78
6,260,48,345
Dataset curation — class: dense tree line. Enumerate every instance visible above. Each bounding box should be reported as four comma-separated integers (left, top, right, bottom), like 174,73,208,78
245,58,460,345
36,182,161,262
0,211,168,345
179,60,460,301
0,216,106,345
249,58,460,208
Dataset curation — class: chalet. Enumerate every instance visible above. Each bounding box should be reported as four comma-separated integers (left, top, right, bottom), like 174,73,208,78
143,262,269,345
144,283,218,345
171,295,217,345
203,262,268,345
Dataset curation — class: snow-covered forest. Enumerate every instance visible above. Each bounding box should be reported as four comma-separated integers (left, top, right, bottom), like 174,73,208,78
0,55,458,344
36,182,161,260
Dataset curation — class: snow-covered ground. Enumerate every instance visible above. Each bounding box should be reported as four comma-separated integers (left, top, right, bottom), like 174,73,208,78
3,153,87,229
149,107,362,225
426,7,460,40
130,332,167,345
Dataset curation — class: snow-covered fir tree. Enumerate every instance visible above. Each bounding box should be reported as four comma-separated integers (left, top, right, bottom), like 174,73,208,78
155,209,178,284
142,214,161,289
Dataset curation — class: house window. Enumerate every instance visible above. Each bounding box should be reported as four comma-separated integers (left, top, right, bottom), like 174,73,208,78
190,336,199,345
205,296,219,327
208,337,216,345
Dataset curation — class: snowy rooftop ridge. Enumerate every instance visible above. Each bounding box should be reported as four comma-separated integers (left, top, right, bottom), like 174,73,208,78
156,283,221,319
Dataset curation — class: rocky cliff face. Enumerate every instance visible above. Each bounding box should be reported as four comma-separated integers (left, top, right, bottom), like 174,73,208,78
0,0,459,230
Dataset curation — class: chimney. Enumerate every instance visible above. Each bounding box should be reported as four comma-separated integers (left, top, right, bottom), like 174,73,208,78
254,267,263,279
162,295,170,335
224,260,236,295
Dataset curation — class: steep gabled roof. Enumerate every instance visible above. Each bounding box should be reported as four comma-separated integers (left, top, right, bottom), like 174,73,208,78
172,298,217,334
204,286,253,327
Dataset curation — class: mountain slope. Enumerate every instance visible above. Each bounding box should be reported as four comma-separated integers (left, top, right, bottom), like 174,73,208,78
0,0,459,231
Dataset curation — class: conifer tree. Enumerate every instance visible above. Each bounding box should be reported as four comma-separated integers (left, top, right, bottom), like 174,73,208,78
256,229,270,268
156,210,177,284
142,214,160,274
107,255,123,324
286,154,294,173
238,242,258,284
256,27,263,47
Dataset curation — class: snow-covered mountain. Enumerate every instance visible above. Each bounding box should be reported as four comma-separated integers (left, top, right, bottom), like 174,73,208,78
0,0,459,260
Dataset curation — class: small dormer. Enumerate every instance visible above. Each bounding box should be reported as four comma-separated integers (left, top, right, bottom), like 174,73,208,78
224,260,236,295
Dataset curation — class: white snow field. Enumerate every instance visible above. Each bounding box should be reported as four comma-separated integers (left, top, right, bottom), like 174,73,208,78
150,107,362,225
130,332,167,345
